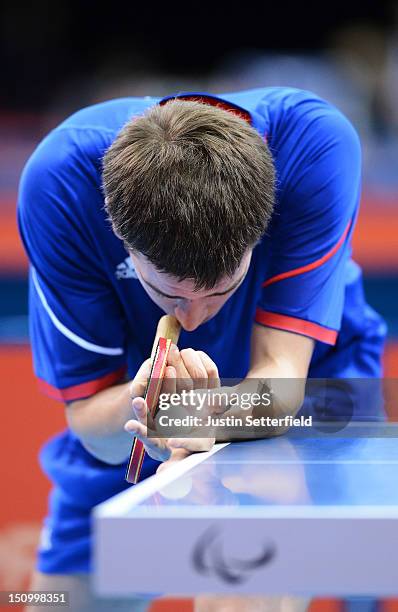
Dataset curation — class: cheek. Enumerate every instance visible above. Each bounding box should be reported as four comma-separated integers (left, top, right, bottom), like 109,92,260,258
207,295,229,313
153,296,175,314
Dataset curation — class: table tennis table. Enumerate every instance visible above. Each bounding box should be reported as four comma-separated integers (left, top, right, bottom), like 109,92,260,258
93,422,398,597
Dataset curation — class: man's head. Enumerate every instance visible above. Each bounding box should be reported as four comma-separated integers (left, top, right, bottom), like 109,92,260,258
103,99,275,330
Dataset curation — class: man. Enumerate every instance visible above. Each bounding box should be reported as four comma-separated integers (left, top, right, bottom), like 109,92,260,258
18,88,386,610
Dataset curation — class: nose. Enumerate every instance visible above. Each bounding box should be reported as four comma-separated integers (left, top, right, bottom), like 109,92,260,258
174,300,207,331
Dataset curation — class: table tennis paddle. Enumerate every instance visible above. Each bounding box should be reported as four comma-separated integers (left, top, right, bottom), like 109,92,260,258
125,315,181,484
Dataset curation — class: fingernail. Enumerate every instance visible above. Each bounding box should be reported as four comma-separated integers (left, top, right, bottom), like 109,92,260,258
132,398,143,410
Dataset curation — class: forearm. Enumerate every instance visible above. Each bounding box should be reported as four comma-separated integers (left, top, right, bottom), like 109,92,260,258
214,360,306,442
66,381,134,465
248,358,306,418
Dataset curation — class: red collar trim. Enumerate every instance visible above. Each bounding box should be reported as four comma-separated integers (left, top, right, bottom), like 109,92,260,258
159,93,252,125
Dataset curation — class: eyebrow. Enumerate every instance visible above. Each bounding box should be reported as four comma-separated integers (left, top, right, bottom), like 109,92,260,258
141,270,247,299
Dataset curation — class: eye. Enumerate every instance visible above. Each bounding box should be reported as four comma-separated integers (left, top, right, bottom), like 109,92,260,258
154,289,174,299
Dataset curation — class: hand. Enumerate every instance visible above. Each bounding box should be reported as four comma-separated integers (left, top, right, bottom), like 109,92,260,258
124,347,219,463
124,394,215,463
166,344,221,392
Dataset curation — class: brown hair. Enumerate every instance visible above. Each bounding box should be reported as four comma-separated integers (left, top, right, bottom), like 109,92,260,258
103,99,275,290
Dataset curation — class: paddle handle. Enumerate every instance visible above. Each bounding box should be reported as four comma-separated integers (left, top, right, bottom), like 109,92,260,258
150,314,181,358
125,315,181,484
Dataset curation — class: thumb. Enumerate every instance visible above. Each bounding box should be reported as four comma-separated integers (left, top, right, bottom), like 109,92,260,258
129,358,152,398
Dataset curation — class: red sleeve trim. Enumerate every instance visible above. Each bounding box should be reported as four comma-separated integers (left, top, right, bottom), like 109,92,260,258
37,365,128,402
255,309,338,345
262,220,352,288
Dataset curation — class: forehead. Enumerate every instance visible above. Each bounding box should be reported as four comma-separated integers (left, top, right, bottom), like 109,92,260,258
131,251,249,298
154,273,232,296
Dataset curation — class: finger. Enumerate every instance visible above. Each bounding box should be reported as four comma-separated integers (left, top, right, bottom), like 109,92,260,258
196,351,220,389
124,419,171,462
161,365,177,397
132,396,156,430
179,348,209,388
168,437,215,452
124,418,148,438
129,358,153,398
167,344,193,390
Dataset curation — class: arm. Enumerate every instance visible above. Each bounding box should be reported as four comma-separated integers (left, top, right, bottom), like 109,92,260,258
65,359,191,466
66,315,181,465
249,322,314,380
209,324,314,442
67,347,220,465
65,375,197,467
245,323,314,433
65,379,135,465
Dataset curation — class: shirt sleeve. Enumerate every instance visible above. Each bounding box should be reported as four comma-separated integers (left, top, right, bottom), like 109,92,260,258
255,98,361,345
17,128,128,402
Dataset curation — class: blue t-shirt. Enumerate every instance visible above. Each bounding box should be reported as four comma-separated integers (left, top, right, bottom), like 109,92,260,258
17,88,386,500
18,88,374,397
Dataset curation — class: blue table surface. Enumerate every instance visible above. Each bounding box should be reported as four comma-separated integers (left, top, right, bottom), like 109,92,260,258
133,429,398,510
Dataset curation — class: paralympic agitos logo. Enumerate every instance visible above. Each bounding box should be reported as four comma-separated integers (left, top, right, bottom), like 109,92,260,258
192,525,276,584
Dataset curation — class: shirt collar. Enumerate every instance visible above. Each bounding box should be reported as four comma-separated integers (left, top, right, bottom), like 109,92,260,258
158,91,267,139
